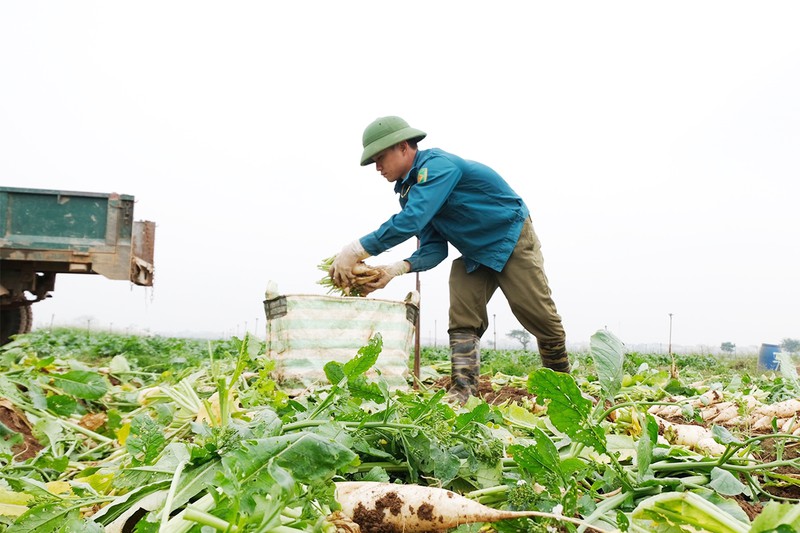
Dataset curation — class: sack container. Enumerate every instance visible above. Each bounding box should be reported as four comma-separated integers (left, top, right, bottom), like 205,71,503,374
264,292,419,394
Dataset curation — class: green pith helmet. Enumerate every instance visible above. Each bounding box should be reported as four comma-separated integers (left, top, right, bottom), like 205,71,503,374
360,116,427,166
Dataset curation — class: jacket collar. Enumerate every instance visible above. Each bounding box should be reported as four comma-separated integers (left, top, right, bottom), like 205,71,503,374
393,149,424,195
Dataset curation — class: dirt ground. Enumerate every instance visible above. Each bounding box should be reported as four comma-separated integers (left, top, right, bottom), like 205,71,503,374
746,436,800,512
432,374,536,405
0,398,43,461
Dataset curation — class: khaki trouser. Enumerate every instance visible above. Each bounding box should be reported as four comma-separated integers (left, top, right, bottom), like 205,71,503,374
448,217,567,368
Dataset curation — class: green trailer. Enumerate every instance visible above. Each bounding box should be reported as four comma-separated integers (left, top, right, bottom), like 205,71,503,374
0,186,155,344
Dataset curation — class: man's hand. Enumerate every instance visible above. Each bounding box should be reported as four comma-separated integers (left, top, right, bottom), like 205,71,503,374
330,240,370,288
360,260,410,296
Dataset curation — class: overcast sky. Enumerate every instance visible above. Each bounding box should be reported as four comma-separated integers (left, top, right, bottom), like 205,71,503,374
2,2,798,351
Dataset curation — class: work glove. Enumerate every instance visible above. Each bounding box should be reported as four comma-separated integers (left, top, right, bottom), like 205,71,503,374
360,260,410,296
330,240,370,289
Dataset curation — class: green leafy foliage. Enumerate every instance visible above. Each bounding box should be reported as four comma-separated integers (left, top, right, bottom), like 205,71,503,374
323,334,385,404
750,501,800,532
49,371,108,400
2,327,800,533
125,414,167,466
508,427,565,488
3,327,244,374
527,368,606,454
631,491,750,533
590,328,625,401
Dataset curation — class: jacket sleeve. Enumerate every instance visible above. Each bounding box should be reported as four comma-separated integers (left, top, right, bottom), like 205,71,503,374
405,224,448,272
360,155,461,256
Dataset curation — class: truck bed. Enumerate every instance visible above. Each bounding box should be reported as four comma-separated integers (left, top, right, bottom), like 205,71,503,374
0,186,155,344
0,186,155,285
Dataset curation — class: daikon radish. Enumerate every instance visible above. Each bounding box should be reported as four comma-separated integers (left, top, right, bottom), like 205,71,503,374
649,394,782,429
648,404,684,418
752,415,775,431
333,481,613,533
696,390,725,406
653,416,726,455
752,399,800,420
704,401,750,425
779,417,800,433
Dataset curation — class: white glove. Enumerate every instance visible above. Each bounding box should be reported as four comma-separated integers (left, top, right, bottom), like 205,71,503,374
360,261,410,296
383,260,410,277
330,240,370,288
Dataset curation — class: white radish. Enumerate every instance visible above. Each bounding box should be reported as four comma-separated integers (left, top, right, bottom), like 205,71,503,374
647,404,684,418
705,402,746,425
696,390,725,406
653,416,726,455
752,399,800,420
752,415,775,431
780,417,800,433
649,395,800,431
333,481,613,533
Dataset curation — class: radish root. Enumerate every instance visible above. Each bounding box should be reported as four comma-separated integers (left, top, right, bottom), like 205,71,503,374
334,481,615,532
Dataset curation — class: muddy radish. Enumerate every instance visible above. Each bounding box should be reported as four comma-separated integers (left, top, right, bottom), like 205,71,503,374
334,481,611,533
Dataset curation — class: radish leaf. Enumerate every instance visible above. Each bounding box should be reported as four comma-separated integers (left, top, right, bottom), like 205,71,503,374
528,369,606,454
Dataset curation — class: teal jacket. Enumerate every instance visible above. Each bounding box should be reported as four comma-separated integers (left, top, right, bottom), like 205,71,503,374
360,148,529,273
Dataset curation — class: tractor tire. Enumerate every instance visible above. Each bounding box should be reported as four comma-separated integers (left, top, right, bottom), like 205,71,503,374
0,305,33,346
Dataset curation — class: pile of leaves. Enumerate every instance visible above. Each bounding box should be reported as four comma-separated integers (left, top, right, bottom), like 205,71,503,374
1,329,799,532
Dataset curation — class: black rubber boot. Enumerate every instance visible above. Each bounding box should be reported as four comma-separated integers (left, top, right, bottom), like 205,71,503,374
446,331,481,404
539,339,571,373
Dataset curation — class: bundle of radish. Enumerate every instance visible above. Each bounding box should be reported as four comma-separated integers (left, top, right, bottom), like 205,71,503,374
332,481,614,533
318,255,383,297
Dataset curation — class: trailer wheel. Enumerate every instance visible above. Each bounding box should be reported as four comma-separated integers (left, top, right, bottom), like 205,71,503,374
0,305,33,345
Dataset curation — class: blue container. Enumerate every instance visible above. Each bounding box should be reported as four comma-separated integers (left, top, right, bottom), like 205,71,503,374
758,343,781,371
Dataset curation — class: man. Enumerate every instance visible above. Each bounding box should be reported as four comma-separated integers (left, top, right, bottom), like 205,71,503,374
331,116,569,403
